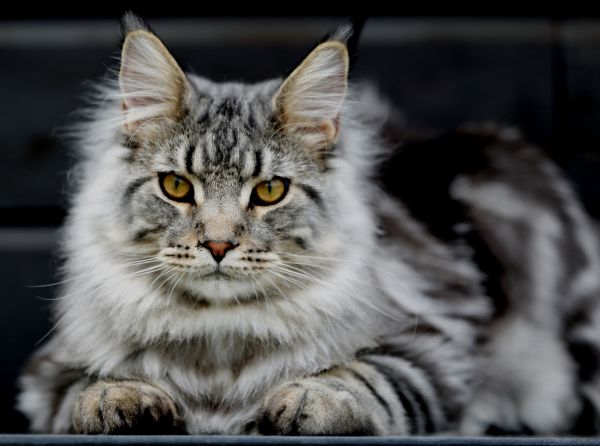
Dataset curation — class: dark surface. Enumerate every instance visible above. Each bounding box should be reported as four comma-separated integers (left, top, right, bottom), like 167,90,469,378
1,436,600,446
3,17,600,436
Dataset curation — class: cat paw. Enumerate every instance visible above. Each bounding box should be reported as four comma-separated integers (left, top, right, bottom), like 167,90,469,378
257,378,381,435
72,380,184,434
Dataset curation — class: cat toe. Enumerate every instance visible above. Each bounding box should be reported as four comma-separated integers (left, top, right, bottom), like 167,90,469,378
257,379,380,436
72,380,184,434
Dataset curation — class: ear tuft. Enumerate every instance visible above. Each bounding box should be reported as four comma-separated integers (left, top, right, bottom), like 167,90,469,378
330,23,353,44
274,41,349,159
120,11,148,37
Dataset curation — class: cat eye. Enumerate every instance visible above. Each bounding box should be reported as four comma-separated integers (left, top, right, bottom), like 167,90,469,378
251,177,289,206
159,173,194,203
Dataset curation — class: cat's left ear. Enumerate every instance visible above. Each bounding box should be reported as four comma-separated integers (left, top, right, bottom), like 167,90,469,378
273,36,349,159
118,13,191,139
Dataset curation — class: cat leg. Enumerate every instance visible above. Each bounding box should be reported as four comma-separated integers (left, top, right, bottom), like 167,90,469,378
257,359,442,435
18,348,184,434
72,380,184,434
17,349,91,433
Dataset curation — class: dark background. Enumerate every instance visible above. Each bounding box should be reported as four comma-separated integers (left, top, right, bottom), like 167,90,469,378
4,9,600,433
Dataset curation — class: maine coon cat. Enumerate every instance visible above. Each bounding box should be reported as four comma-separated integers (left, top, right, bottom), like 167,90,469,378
17,13,600,435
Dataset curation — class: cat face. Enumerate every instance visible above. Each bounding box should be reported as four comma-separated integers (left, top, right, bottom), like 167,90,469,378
113,16,349,303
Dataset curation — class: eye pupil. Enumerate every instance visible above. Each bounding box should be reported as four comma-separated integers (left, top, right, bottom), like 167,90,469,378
160,173,193,203
251,177,289,206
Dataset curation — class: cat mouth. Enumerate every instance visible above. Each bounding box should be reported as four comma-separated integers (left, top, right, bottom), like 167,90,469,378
202,270,231,280
184,269,260,303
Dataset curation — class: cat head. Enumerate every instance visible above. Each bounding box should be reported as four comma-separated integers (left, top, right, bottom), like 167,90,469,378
79,14,374,305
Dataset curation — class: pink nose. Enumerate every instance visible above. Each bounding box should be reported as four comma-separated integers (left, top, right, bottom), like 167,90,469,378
204,241,234,263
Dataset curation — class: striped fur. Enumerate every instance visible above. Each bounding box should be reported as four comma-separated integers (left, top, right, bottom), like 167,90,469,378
16,14,600,436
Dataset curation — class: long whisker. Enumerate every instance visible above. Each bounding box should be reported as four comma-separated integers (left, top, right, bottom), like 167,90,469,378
265,269,337,329
28,257,161,288
35,311,70,347
158,269,181,293
262,273,293,305
272,249,469,277
253,276,273,309
268,262,405,323
167,270,186,302
266,268,308,290
29,262,165,303
248,277,261,305
274,257,418,305
150,265,176,290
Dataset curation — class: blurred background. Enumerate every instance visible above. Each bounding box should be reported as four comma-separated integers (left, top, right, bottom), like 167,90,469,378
3,7,600,433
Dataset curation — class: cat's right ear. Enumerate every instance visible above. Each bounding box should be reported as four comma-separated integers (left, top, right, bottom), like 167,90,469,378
118,13,191,139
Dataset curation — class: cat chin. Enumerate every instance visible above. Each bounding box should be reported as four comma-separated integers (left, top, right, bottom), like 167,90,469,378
183,276,261,303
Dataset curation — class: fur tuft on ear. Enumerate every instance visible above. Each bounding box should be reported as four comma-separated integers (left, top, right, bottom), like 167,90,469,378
120,11,148,37
119,15,190,139
330,23,353,45
273,40,349,161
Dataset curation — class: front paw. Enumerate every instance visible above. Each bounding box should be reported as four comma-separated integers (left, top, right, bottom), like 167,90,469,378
257,378,381,435
72,380,184,434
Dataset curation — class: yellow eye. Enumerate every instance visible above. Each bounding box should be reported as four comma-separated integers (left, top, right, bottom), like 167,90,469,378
252,178,289,206
160,173,193,202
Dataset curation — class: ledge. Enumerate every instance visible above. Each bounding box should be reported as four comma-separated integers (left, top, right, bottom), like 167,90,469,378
0,436,599,446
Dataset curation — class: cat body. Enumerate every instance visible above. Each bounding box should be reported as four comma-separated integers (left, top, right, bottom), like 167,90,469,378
16,15,600,435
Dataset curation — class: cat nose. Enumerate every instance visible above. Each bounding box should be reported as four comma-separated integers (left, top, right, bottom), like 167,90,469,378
203,241,235,263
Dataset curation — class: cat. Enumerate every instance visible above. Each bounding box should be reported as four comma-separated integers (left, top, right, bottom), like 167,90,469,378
16,12,600,436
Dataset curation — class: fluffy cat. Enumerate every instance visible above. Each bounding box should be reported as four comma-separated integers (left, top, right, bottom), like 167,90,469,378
16,13,600,436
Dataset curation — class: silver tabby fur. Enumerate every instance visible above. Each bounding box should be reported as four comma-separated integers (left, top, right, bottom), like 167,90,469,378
17,14,600,436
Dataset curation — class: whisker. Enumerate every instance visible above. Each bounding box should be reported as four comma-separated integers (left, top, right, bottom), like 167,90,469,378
35,311,70,347
268,268,309,290
269,263,405,323
167,270,185,302
273,256,419,306
150,265,176,290
28,257,161,288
